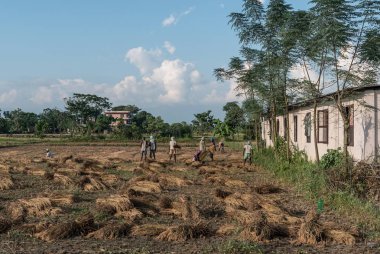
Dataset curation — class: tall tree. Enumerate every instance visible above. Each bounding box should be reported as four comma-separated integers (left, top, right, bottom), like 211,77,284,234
192,110,215,135
64,93,112,134
216,0,295,157
223,102,245,136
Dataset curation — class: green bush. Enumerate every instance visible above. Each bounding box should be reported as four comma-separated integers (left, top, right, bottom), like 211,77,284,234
320,148,344,170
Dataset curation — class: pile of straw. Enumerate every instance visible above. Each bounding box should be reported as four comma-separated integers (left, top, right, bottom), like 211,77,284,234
156,222,211,242
35,213,95,241
86,222,130,239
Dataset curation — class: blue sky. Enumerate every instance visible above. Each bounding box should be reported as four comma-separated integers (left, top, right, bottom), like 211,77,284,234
0,0,309,122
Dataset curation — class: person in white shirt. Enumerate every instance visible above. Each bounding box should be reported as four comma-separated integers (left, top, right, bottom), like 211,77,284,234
199,137,206,152
140,137,148,161
243,141,253,165
169,137,177,162
149,136,157,160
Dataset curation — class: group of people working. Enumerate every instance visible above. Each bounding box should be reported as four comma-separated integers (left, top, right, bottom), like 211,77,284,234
139,136,253,165
140,136,158,161
139,136,181,163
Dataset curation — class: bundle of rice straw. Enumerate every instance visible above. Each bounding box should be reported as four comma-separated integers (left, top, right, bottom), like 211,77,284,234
35,213,95,242
86,222,130,239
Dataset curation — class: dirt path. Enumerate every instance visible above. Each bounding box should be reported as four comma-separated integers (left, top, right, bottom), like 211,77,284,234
0,145,378,253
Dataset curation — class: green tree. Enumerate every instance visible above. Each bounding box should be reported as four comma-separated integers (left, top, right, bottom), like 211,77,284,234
94,114,113,133
64,93,112,134
112,105,140,116
213,119,232,138
215,0,296,157
146,116,166,136
35,120,49,137
39,108,67,133
223,102,245,136
5,109,38,133
170,122,193,138
0,110,10,133
192,110,215,135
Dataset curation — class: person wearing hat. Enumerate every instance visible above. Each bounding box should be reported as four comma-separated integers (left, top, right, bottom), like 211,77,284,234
243,141,253,165
169,137,177,162
149,135,157,160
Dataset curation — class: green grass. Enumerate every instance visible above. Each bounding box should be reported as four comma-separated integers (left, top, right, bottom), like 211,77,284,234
253,148,380,237
106,168,134,181
218,240,263,254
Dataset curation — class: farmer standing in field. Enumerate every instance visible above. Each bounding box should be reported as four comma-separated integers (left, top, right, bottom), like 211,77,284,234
149,135,157,160
169,136,177,163
243,141,253,166
140,137,148,161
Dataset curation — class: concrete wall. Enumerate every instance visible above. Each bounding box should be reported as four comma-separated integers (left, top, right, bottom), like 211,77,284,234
262,89,379,162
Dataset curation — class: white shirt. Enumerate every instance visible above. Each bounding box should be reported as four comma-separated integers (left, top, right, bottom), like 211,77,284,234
244,144,252,154
199,140,205,151
169,140,176,150
141,141,147,152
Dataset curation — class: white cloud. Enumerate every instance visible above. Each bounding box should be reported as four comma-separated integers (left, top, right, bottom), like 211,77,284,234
2,44,241,122
203,80,243,104
162,7,195,27
30,86,53,104
151,59,192,103
125,47,162,74
163,41,176,54
290,63,319,83
162,15,176,27
0,89,17,104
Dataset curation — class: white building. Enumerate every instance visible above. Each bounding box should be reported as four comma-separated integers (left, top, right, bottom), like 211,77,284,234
261,85,380,162
104,111,132,126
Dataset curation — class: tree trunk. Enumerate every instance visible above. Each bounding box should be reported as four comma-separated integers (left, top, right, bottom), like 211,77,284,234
285,96,290,161
343,118,350,177
255,120,259,151
313,100,320,163
272,101,277,145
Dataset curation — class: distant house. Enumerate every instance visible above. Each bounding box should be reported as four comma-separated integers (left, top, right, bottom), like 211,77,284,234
104,111,132,126
261,85,380,162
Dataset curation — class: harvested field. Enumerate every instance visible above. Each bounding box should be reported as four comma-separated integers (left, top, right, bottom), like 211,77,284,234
0,144,377,253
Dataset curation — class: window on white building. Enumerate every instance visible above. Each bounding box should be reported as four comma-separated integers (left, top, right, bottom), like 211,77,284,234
318,110,328,144
293,115,298,142
345,105,354,146
304,113,311,143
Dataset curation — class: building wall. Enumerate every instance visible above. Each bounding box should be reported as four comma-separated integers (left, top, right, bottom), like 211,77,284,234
104,111,131,126
262,90,378,162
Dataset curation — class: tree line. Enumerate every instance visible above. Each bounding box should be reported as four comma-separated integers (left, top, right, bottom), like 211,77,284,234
0,93,253,140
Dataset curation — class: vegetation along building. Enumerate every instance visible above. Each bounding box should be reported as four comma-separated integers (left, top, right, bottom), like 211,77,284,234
104,111,132,126
261,85,380,162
